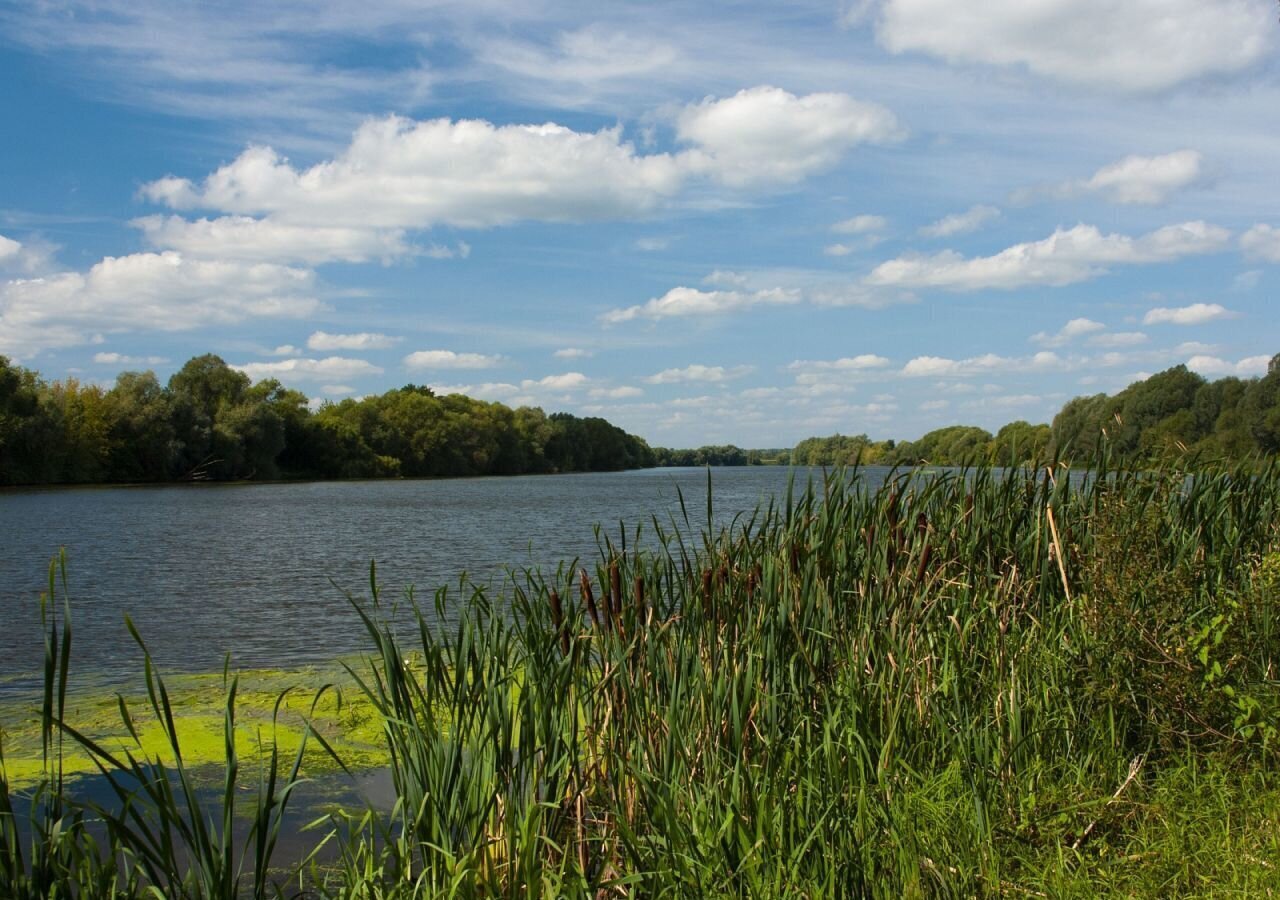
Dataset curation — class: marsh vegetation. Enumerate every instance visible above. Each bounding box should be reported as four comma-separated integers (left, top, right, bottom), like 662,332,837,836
3,453,1280,897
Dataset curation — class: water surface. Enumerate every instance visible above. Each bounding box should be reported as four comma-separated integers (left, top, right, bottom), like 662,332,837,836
0,467,898,692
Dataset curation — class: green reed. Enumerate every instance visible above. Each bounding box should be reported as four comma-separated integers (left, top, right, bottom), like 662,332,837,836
2,449,1279,897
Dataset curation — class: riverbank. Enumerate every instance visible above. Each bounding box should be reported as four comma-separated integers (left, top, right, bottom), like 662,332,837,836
3,460,1279,897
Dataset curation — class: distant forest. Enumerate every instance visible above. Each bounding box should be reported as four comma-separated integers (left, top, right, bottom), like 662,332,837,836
2,353,1278,486
0,354,654,485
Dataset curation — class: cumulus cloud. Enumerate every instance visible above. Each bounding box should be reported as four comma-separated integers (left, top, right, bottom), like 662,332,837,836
307,330,400,351
525,372,589,391
1087,331,1148,348
1030,317,1105,347
901,351,1066,377
644,364,754,384
0,251,318,357
675,86,904,187
403,350,504,370
919,205,1000,238
589,385,644,399
787,354,891,371
233,356,383,382
0,234,56,275
93,351,169,366
1186,354,1271,377
1142,302,1234,325
601,286,800,324
1241,224,1280,262
1084,150,1205,205
867,222,1230,291
133,215,411,265
141,87,902,252
875,0,1271,91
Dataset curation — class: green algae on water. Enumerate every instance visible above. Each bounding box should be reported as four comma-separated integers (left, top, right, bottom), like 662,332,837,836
0,662,391,789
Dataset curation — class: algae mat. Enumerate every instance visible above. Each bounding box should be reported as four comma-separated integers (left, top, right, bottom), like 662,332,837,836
0,663,392,789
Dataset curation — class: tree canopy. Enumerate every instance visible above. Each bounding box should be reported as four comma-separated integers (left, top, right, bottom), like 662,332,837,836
0,354,653,486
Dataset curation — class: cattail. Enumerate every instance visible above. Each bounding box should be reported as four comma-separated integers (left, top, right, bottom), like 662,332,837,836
548,590,570,656
701,567,713,617
609,558,622,620
915,539,932,584
599,571,613,633
634,575,646,626
580,569,600,631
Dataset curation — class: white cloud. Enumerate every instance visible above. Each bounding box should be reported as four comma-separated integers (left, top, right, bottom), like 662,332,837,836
307,330,400,351
320,384,356,396
919,205,999,238
233,356,383,382
832,215,887,235
403,350,504,370
270,344,301,356
141,88,904,248
875,0,1271,91
1030,317,1105,347
1241,224,1280,263
0,251,317,357
1084,150,1205,205
1087,331,1148,348
919,399,949,411
92,351,168,366
702,270,750,288
553,347,592,359
901,351,1066,377
133,214,411,265
867,222,1230,291
644,364,754,384
1142,302,1234,325
524,372,589,391
589,385,643,399
601,285,800,323
675,86,904,187
0,234,56,275
143,124,686,229
961,394,1043,410
824,244,855,257
1186,354,1271,377
787,354,891,371
474,25,682,88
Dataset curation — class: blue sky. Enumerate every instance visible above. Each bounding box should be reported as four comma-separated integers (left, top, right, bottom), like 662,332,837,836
1,0,1277,447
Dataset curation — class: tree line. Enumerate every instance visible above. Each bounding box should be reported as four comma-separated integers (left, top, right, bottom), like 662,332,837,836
0,353,655,485
4,352,1278,486
789,354,1280,468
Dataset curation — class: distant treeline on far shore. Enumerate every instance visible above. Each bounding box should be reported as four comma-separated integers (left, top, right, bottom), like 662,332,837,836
2,352,1278,486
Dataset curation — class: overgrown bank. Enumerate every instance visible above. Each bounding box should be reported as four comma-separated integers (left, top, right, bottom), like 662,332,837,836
3,455,1280,896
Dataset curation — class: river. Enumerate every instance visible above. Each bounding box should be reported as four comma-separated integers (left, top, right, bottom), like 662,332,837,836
0,466,903,692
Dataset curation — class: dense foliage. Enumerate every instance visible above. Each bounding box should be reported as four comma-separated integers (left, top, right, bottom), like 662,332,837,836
5,457,1280,896
0,354,653,485
791,356,1280,468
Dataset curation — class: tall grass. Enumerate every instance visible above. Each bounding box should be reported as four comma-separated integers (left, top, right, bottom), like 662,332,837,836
2,451,1279,897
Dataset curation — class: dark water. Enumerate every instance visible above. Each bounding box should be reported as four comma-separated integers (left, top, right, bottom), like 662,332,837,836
0,467,899,692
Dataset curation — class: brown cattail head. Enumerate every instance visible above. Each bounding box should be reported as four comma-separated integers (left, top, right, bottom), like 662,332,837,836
915,540,933,585
634,575,646,626
701,567,713,616
599,571,613,633
609,558,622,620
580,569,601,630
548,590,570,657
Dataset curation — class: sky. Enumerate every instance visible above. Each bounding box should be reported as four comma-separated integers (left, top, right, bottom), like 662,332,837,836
1,0,1278,448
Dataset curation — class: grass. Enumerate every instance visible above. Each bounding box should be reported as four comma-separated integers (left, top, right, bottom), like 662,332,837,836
2,449,1280,897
